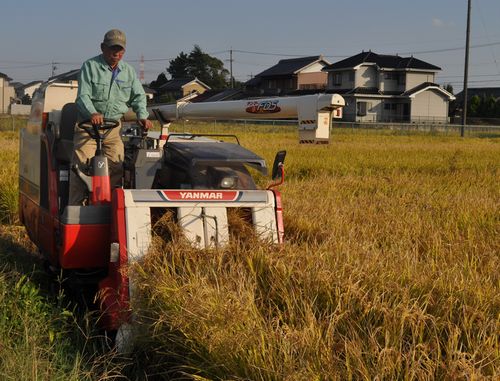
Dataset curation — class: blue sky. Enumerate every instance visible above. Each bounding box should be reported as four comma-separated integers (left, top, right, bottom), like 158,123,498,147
1,0,499,92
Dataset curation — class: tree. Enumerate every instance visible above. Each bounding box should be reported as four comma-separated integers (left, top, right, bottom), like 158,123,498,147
166,45,229,89
468,95,481,117
149,72,168,89
167,52,189,79
21,94,31,105
444,83,454,94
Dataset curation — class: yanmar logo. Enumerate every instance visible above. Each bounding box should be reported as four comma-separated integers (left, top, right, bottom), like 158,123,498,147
246,100,281,114
162,190,239,202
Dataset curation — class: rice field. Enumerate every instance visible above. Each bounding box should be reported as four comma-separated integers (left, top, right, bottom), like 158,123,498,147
0,125,498,380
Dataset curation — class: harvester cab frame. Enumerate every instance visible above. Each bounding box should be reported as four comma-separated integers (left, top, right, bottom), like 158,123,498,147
18,80,344,341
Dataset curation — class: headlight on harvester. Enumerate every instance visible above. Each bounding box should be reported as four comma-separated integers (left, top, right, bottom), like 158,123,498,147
220,176,238,189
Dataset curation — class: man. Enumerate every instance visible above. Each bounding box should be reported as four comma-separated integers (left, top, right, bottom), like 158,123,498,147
69,29,153,205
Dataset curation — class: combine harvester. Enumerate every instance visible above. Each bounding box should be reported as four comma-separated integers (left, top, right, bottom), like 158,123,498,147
18,78,344,342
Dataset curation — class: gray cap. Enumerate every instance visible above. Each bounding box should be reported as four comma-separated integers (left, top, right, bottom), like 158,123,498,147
103,29,126,49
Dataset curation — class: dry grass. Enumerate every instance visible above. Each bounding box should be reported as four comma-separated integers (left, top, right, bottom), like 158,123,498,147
0,132,19,224
0,126,498,379
132,126,499,380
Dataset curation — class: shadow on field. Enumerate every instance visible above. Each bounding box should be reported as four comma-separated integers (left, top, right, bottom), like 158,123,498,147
0,225,44,278
0,225,159,379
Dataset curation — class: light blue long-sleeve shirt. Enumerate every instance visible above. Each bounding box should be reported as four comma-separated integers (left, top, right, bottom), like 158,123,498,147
76,54,148,121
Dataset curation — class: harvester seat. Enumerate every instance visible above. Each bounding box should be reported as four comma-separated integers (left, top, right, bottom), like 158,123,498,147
55,102,77,163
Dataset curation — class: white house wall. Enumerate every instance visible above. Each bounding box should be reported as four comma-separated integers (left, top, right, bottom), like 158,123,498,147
340,97,382,122
1,78,16,114
327,70,354,90
406,72,435,91
411,89,448,122
379,72,405,93
356,66,378,88
300,62,327,74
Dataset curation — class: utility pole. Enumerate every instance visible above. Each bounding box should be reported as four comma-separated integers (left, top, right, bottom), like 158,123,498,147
461,0,472,137
140,54,145,84
230,48,234,88
51,62,58,78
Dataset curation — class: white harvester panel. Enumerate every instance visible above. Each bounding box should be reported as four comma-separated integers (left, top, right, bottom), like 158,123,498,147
123,189,278,250
149,94,345,144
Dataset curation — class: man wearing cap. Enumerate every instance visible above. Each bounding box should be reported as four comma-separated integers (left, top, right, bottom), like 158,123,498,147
70,29,153,205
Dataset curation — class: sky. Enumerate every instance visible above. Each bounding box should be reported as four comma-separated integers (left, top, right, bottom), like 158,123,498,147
1,0,499,93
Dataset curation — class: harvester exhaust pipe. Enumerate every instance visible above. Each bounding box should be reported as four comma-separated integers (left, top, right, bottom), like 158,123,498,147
148,94,345,144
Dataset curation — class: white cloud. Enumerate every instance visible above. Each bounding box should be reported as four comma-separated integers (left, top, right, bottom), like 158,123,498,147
432,18,455,28
432,18,445,27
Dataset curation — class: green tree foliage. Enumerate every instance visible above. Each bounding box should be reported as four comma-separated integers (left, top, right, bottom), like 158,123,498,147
469,95,481,116
444,83,454,94
20,94,31,105
168,52,190,79
149,72,168,90
468,94,500,118
167,45,229,89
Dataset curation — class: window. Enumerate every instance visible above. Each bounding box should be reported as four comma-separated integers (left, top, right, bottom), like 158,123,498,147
357,101,371,116
300,84,322,90
349,72,355,82
332,73,342,86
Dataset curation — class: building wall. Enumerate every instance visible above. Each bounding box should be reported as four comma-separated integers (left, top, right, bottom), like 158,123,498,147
0,78,16,114
297,72,327,89
355,65,378,88
23,83,42,98
182,83,208,96
410,89,448,122
379,71,405,93
340,96,356,121
261,77,297,94
326,70,354,90
406,72,435,90
300,62,326,74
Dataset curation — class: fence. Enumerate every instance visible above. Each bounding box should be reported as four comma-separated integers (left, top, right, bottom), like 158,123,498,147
182,118,500,137
333,121,500,137
2,113,499,138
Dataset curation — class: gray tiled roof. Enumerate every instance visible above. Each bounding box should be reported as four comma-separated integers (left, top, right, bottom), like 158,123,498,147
255,56,326,77
158,77,196,91
0,72,12,81
324,51,440,71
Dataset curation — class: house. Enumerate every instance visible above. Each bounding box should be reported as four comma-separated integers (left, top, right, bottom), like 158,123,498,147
142,85,156,102
323,51,455,123
190,88,245,103
156,77,210,102
0,72,16,114
245,56,330,96
15,80,43,100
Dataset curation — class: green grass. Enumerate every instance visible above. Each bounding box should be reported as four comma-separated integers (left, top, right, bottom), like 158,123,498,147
0,225,131,380
0,126,498,379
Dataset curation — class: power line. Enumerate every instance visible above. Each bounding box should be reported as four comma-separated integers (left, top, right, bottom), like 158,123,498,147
4,39,500,71
441,79,500,85
401,41,500,55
